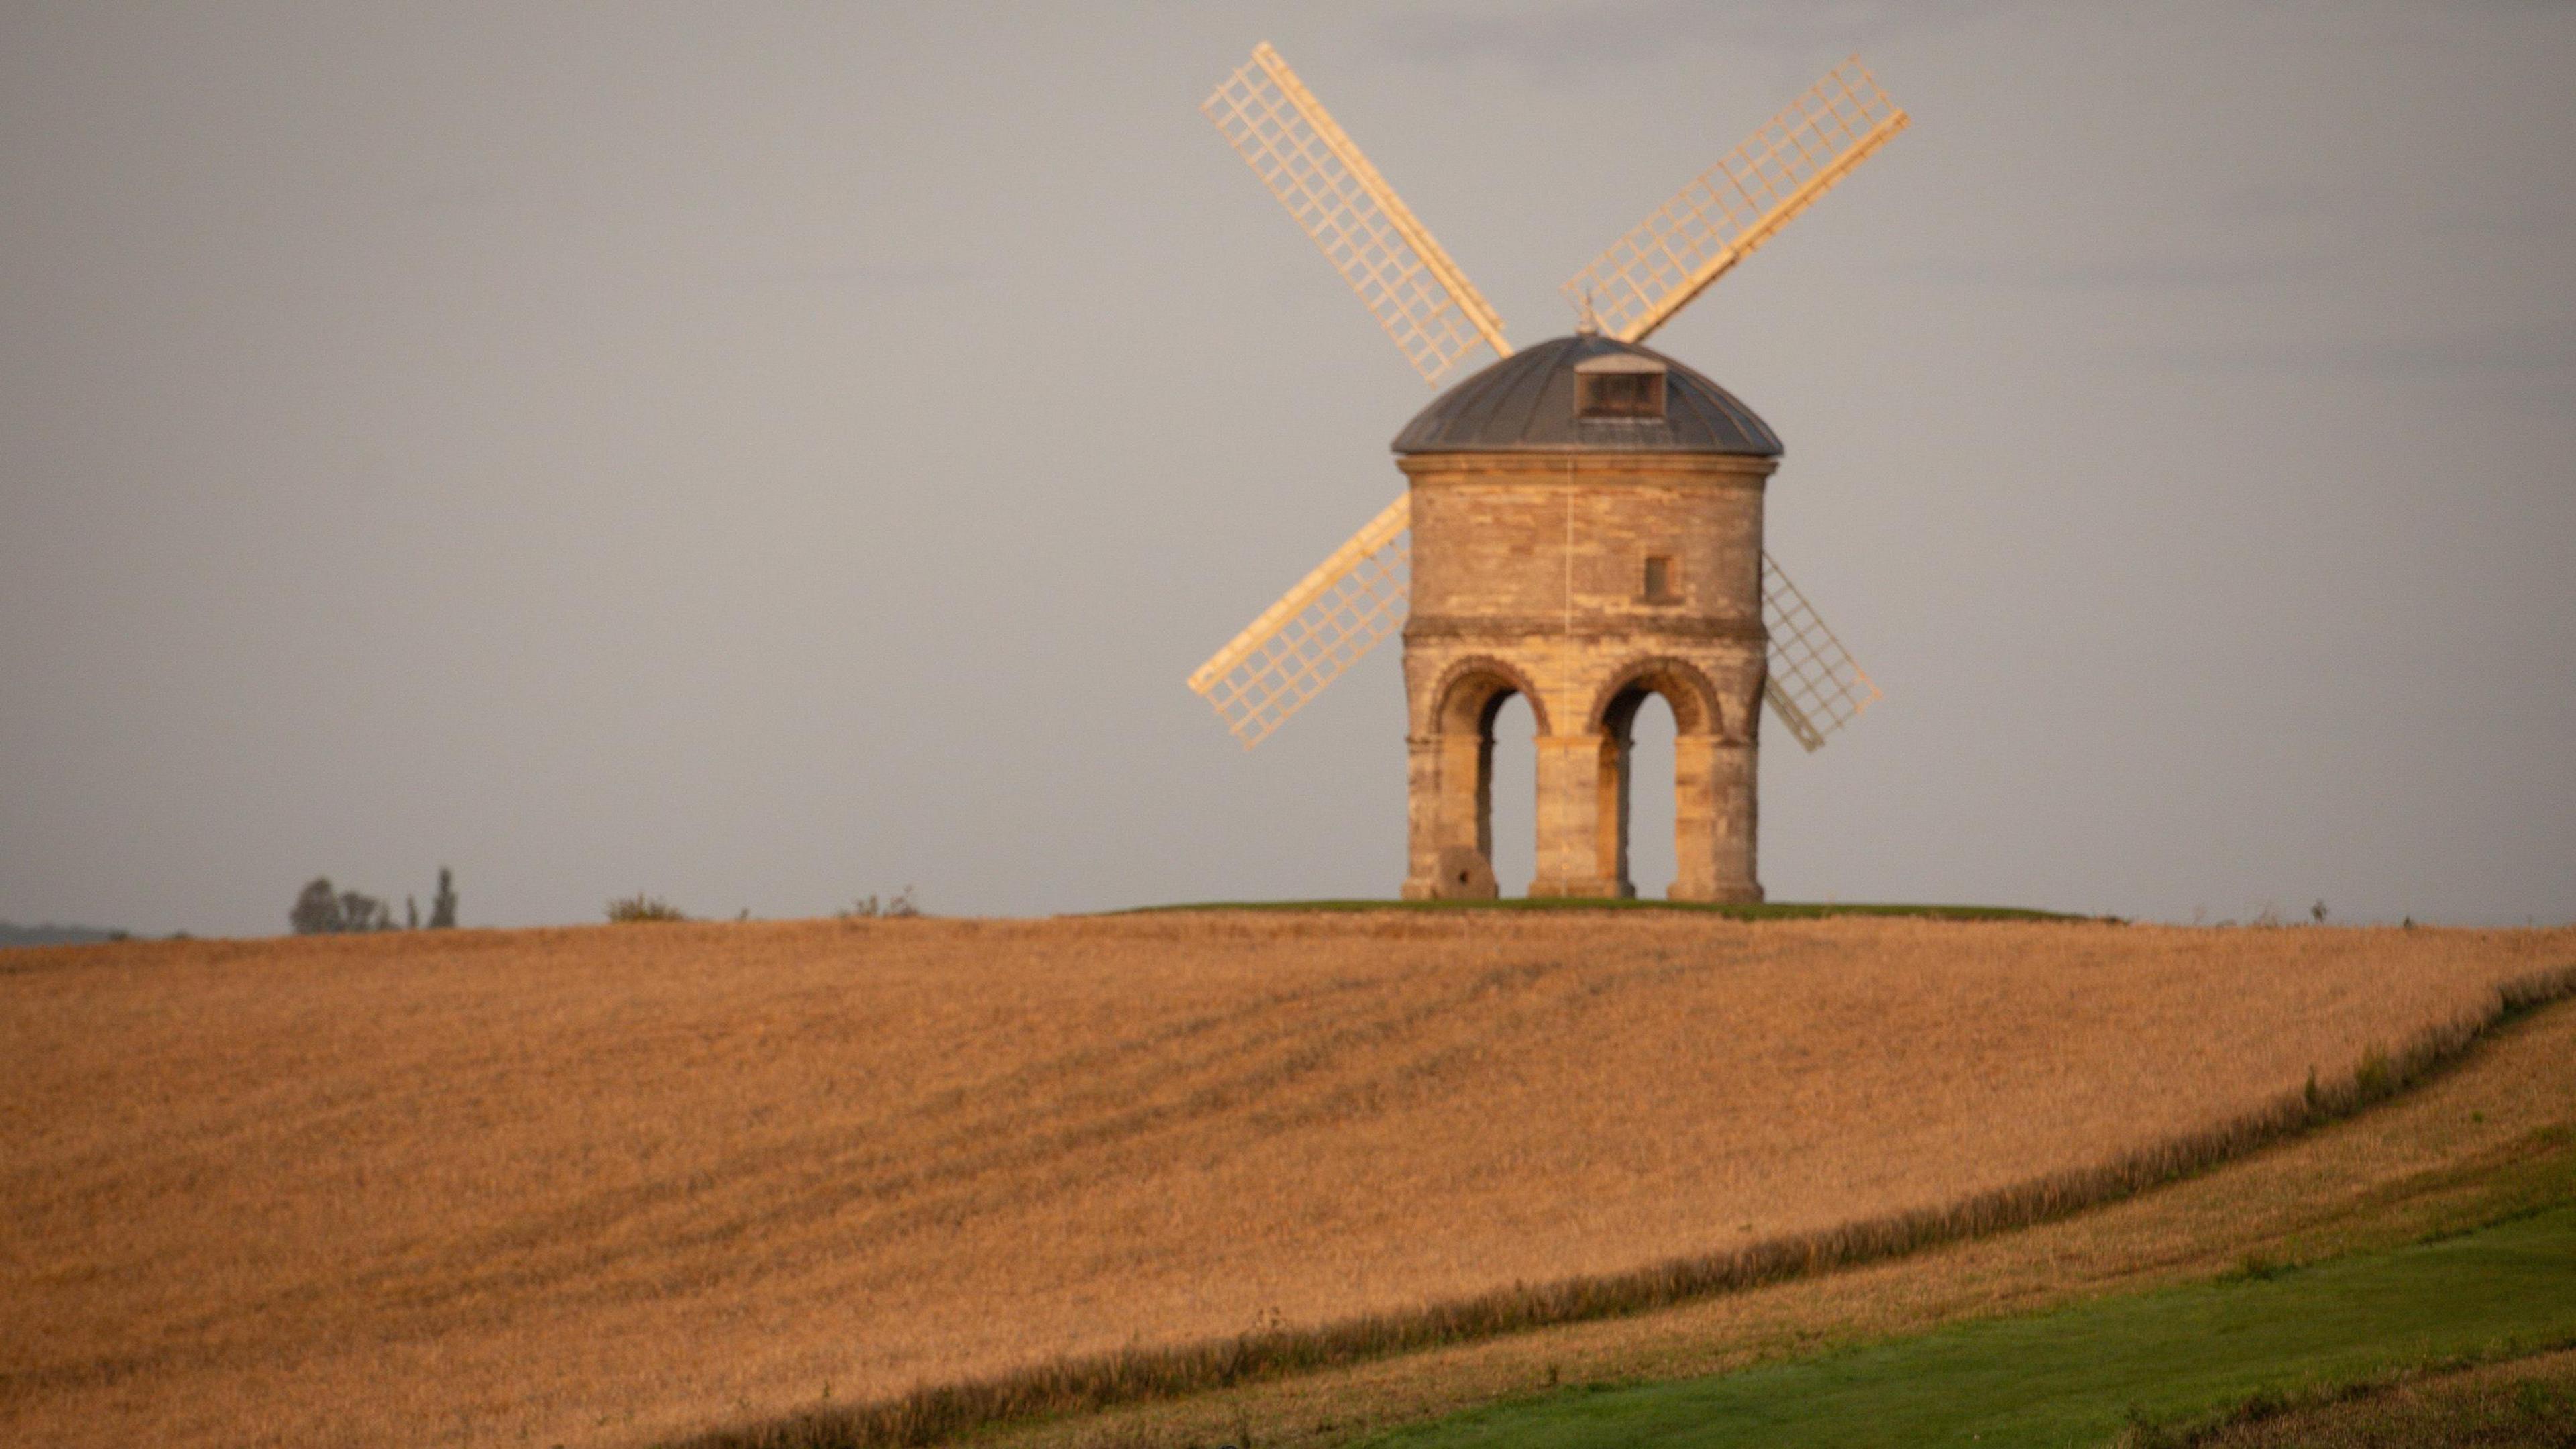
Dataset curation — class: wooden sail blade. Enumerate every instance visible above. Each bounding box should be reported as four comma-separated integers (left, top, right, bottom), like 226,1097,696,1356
1761,550,1881,753
1189,494,1411,749
1565,58,1909,345
1204,42,1510,384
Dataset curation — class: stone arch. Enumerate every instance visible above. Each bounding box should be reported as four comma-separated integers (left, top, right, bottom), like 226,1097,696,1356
1414,655,1551,897
1585,655,1725,740
1585,657,1731,898
1428,655,1552,738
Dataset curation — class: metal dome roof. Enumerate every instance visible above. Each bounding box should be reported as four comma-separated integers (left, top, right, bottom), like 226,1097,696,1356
1390,334,1782,458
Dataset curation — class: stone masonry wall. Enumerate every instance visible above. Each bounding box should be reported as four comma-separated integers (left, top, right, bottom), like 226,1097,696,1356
1398,451,1775,902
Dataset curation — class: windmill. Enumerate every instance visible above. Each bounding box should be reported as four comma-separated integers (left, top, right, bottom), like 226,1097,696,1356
1187,43,1906,902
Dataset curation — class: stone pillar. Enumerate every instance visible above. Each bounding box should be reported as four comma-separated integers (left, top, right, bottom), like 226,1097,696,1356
1714,737,1760,902
1672,735,1761,902
1403,731,1501,900
1593,727,1638,898
1671,733,1719,900
1401,734,1443,900
1532,732,1619,898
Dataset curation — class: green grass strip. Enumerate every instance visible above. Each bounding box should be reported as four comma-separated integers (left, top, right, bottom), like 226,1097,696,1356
1111,899,2084,922
1368,1204,2576,1449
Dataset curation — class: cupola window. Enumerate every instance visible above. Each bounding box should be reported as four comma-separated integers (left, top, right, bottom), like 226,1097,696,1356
1573,352,1668,420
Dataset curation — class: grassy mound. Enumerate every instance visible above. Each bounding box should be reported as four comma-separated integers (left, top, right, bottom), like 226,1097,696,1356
1114,899,2084,921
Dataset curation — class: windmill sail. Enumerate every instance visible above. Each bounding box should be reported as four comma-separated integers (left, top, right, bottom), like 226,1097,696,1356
1564,58,1908,345
1188,494,1411,748
1204,43,1509,384
1192,47,1901,755
1760,551,1880,753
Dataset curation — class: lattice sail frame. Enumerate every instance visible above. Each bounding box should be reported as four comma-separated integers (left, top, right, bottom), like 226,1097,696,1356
1204,43,1509,385
1190,48,1904,752
1761,552,1881,753
1189,494,1412,748
1564,58,1909,345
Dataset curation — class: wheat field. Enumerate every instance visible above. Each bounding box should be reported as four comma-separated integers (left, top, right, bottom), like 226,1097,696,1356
3,914,2569,1448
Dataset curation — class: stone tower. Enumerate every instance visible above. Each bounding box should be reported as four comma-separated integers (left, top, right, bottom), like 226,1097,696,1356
1394,333,1780,902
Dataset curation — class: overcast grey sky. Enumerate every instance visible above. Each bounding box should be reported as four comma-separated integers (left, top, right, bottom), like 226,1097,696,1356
3,1,2570,935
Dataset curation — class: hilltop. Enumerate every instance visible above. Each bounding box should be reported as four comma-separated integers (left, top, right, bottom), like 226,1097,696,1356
3,914,2569,1448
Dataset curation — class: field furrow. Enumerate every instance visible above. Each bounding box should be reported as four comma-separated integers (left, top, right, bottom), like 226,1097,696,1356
2,914,2567,1448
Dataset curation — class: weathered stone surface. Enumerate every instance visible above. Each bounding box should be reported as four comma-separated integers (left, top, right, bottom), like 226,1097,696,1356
1397,451,1772,902
1426,845,1499,900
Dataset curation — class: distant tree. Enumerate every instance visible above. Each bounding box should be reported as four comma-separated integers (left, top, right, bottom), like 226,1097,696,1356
406,896,419,930
606,893,685,923
337,890,392,932
428,867,459,930
292,877,343,934
291,876,399,934
839,886,922,920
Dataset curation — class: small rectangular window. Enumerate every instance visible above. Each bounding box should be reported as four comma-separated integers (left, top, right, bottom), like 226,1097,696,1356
1578,370,1665,419
1642,555,1676,603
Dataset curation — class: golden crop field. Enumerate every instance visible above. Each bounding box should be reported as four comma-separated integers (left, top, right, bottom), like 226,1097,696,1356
3,914,2569,1448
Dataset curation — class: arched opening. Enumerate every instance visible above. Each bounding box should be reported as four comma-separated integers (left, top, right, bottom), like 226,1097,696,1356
1413,661,1548,900
1612,692,1678,898
1483,691,1536,897
1590,660,1723,901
